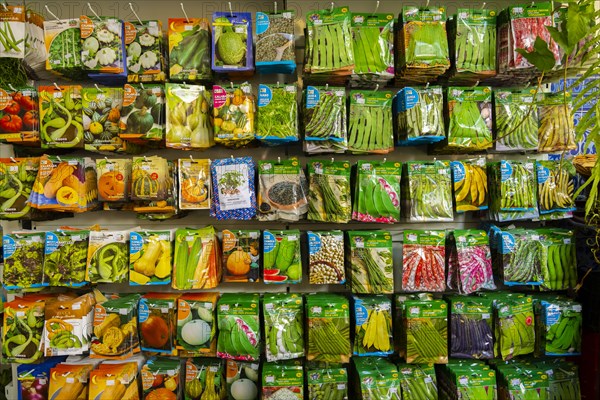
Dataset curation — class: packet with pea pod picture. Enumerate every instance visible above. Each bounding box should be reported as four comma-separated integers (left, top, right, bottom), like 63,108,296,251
0,5,25,59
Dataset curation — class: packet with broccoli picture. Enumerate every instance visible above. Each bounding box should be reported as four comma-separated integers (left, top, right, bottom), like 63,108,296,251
255,10,295,74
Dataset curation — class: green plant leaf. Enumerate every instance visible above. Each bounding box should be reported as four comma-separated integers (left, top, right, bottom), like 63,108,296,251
546,26,572,55
515,37,557,72
567,2,594,49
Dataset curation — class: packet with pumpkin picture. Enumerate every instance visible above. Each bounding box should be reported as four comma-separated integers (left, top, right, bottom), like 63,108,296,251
212,82,256,148
257,159,308,222
29,155,98,213
222,229,261,283
177,293,218,357
166,83,214,150
88,361,139,400
96,158,131,202
178,158,210,210
0,85,40,146
48,362,94,400
217,293,261,361
138,293,178,354
119,83,165,143
141,357,181,400
90,293,141,359
129,229,173,286
44,292,95,356
133,160,178,217
184,359,227,400
225,360,260,400
130,155,168,201
82,86,124,152
38,85,84,149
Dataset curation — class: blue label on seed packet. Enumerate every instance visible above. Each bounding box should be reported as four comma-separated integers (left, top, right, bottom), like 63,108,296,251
500,161,513,182
258,84,272,107
306,86,320,108
3,235,15,258
263,231,277,253
537,166,550,184
256,12,270,35
44,232,59,255
451,161,466,183
398,87,419,110
308,232,321,255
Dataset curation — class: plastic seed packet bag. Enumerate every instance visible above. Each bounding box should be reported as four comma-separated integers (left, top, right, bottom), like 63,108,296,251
213,82,255,148
168,17,212,81
217,293,261,361
537,160,576,215
185,359,227,399
306,293,351,363
165,83,213,150
307,159,351,223
347,230,394,294
446,86,493,151
96,158,131,202
535,299,582,356
303,86,347,154
397,363,438,399
308,230,345,285
402,230,446,292
351,13,395,84
85,230,129,284
447,230,495,294
263,293,304,361
0,85,40,146
451,158,488,213
3,231,45,290
0,6,25,59
538,229,577,291
43,18,84,76
263,229,302,284
353,160,401,223
405,161,453,222
129,229,173,286
306,364,348,400
125,20,165,82
81,86,124,152
255,10,295,74
176,293,218,357
262,361,304,400
448,9,496,77
347,90,394,154
79,16,124,74
257,159,307,221
212,11,254,73
449,296,494,359
494,295,535,360
38,85,84,149
44,229,89,288
210,157,256,220
537,92,576,153
119,83,165,143
396,86,445,145
353,295,393,356
304,6,354,75
0,157,39,220
222,229,260,283
403,299,448,364
494,89,539,152
353,357,402,400
499,229,542,286
488,160,538,222
256,83,298,145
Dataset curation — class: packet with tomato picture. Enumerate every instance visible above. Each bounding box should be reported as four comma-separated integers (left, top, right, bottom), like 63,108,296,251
141,357,181,400
0,85,39,146
89,361,140,400
185,359,227,399
48,362,94,400
262,360,304,400
177,293,217,357
90,293,141,359
138,293,178,354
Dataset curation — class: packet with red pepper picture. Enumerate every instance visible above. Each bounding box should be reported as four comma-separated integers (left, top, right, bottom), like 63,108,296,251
0,85,39,145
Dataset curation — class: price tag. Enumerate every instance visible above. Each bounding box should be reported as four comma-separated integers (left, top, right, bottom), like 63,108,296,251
66,377,75,383
337,384,346,390
266,376,275,383
459,377,468,385
287,235,297,241
106,380,115,386
283,12,292,18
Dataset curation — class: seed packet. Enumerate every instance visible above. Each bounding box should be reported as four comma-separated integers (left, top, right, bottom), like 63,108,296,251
165,83,214,150
347,230,394,294
119,83,165,142
96,158,131,202
0,85,40,146
303,86,347,154
3,231,45,290
351,12,395,83
353,357,402,399
306,293,351,363
397,363,438,400
44,292,95,356
212,82,256,148
48,363,93,400
537,159,576,214
447,230,495,294
263,293,304,361
451,158,488,213
494,295,535,360
0,5,25,58
396,86,445,145
141,357,181,399
262,361,304,400
2,298,44,363
449,296,494,359
38,85,84,149
347,90,394,154
178,158,210,209
0,157,39,220
168,17,212,81
43,18,84,75
43,228,90,287
225,360,260,400
129,230,172,286
403,299,448,364
538,92,577,153
494,89,539,152
222,229,260,283
535,298,581,357
306,364,348,400
353,160,401,223
212,11,254,73
488,160,539,222
256,83,298,145
217,293,261,361
184,358,227,400
404,160,453,222
89,361,139,400
81,86,124,152
255,10,295,74
86,230,129,284
308,230,345,285
446,86,493,151
80,16,124,73
402,230,446,292
131,156,168,201
210,156,257,220
125,20,165,82
307,159,352,223
177,293,218,357
263,229,302,284
257,159,307,221
90,293,141,359
353,295,393,356
138,293,178,355
172,226,221,290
